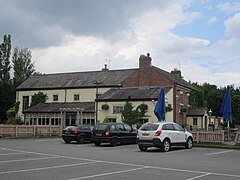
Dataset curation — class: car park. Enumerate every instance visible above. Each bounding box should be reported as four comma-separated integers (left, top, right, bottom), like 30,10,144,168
137,122,193,152
62,124,94,144
92,123,137,146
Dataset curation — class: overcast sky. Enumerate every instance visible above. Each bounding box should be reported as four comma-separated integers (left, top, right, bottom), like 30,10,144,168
1,0,240,87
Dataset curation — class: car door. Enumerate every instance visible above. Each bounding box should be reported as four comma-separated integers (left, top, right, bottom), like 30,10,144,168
79,125,91,140
115,124,125,142
173,124,186,143
163,124,178,143
123,124,136,143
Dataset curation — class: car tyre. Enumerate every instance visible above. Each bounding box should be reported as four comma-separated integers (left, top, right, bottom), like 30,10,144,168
162,139,171,152
64,139,70,144
110,138,118,147
95,142,101,146
185,138,193,149
139,145,148,151
77,136,85,144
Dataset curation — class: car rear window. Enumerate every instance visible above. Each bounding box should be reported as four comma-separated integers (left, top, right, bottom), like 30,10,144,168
140,123,159,131
94,124,107,131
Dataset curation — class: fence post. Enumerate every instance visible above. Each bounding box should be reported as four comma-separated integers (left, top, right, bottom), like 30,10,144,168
33,126,36,137
49,126,51,137
15,126,18,137
197,131,199,143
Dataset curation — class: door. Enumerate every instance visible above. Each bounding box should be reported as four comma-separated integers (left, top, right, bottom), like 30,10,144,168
173,124,185,143
115,124,125,142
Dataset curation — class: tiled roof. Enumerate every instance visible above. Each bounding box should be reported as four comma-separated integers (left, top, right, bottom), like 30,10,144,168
186,107,207,117
23,102,95,113
97,86,172,101
152,66,194,90
17,69,137,90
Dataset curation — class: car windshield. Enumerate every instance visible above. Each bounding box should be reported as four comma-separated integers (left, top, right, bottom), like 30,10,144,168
140,123,159,131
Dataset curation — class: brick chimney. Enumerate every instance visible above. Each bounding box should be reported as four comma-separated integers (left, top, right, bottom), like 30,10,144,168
171,68,182,78
139,53,152,69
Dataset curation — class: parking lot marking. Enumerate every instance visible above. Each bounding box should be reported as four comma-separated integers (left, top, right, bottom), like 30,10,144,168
0,152,26,156
1,147,240,179
205,150,234,156
185,173,211,180
0,147,62,157
0,161,100,175
68,166,149,180
0,156,62,163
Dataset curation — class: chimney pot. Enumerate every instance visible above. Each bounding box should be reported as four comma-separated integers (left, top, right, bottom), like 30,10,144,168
139,54,152,69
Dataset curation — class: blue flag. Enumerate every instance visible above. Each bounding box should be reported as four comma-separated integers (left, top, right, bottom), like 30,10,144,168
154,88,166,121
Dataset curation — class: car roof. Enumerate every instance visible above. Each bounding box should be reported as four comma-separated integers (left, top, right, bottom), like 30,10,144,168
144,122,176,125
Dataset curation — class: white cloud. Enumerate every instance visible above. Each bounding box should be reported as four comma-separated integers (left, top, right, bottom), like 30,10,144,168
30,1,240,87
217,2,240,14
208,17,219,24
224,13,240,38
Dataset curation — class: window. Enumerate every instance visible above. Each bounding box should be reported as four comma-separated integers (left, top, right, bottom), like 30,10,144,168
124,124,132,131
193,118,198,126
53,95,58,101
115,124,125,131
108,118,116,123
173,124,184,131
110,125,116,131
113,106,124,114
74,94,80,101
22,96,29,111
179,93,184,104
162,124,174,130
139,118,148,125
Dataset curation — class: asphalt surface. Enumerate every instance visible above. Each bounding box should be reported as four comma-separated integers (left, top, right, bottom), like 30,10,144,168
0,138,239,180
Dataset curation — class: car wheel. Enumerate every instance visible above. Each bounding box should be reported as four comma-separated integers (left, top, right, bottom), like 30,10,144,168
139,145,148,151
77,136,85,144
95,142,101,146
162,139,171,152
110,138,118,147
185,138,193,149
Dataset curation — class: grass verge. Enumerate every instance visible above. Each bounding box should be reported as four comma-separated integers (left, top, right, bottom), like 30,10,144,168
194,142,240,150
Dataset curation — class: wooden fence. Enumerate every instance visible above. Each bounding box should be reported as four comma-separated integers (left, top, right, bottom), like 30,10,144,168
0,125,62,138
235,132,240,144
190,131,225,143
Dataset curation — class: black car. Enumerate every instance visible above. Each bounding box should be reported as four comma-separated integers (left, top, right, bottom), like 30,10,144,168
62,124,94,144
92,123,137,146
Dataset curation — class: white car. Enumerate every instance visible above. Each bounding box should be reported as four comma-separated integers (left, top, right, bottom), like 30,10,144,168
137,122,193,152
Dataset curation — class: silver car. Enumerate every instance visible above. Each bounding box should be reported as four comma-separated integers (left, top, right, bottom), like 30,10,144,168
137,122,193,152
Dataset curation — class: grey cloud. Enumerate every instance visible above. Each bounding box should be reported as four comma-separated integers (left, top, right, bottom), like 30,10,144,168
0,0,171,48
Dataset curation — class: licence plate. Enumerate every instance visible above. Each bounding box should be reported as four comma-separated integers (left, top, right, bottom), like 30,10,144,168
65,132,70,134
142,133,149,136
96,133,102,136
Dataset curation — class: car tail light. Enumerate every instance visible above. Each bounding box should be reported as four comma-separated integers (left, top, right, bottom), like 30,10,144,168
105,129,110,136
72,129,79,134
155,130,162,136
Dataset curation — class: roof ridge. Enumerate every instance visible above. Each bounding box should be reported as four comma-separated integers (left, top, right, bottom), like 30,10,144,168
32,68,139,76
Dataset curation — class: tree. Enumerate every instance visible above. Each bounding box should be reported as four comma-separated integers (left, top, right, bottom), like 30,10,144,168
189,83,205,107
6,102,22,124
0,34,11,83
0,35,13,123
121,101,146,126
30,92,48,107
232,94,240,125
12,47,35,89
